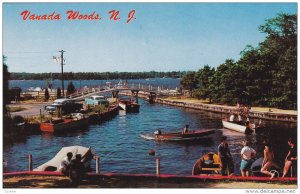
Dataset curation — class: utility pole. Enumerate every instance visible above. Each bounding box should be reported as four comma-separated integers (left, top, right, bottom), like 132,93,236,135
58,50,66,97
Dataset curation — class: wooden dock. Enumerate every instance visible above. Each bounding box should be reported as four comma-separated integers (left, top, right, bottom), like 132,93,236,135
155,99,297,123
3,171,297,188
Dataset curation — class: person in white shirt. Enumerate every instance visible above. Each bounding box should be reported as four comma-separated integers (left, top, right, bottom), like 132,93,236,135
58,152,73,175
229,114,235,122
238,114,242,122
240,141,256,176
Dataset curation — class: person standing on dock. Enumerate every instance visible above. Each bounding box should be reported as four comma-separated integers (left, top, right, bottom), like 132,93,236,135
240,141,256,177
282,138,297,177
218,136,234,176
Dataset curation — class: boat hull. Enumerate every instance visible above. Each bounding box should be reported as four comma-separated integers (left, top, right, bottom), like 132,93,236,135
40,118,89,133
154,129,215,141
119,100,140,112
222,120,252,133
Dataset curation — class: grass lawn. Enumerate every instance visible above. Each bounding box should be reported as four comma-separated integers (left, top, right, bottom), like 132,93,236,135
6,106,27,112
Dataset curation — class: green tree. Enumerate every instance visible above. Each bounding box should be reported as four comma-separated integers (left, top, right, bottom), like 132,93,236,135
180,72,197,97
3,55,10,115
66,81,76,96
45,88,50,101
194,65,215,101
57,87,62,99
259,14,297,109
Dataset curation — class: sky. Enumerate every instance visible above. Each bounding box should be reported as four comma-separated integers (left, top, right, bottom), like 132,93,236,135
2,3,297,73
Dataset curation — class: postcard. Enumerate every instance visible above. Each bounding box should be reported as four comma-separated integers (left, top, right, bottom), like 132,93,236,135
2,2,297,193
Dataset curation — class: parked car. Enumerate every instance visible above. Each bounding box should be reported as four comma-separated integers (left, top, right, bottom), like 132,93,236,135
45,99,83,114
85,95,109,107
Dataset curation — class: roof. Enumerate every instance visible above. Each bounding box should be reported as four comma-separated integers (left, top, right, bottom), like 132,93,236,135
53,98,73,103
90,95,105,98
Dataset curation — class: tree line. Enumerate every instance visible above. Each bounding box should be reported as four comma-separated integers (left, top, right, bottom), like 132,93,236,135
180,14,297,110
9,71,184,80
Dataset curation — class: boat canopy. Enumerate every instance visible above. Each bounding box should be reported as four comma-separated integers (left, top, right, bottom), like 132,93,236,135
34,146,91,171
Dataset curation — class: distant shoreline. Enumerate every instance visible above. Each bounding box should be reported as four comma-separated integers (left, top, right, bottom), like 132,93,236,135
8,71,185,80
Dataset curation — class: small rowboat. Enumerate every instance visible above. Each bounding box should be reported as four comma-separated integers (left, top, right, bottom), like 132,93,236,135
192,152,222,175
222,120,255,134
140,129,215,141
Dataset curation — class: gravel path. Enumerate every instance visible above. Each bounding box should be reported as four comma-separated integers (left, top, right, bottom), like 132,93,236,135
8,102,51,117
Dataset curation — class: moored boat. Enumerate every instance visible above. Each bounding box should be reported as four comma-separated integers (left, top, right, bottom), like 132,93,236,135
118,99,140,112
34,146,93,172
40,113,89,133
140,129,215,141
192,152,221,176
222,119,256,134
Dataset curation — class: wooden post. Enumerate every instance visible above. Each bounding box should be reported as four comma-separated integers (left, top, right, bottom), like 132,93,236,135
39,109,42,122
156,158,160,175
28,154,33,171
95,156,100,174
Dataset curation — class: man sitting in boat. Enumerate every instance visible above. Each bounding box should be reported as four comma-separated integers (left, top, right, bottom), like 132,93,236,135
154,129,162,135
237,114,243,124
229,114,235,122
183,124,189,134
58,152,73,175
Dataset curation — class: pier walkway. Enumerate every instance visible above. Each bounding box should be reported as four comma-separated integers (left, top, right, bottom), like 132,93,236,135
156,98,297,123
67,83,179,101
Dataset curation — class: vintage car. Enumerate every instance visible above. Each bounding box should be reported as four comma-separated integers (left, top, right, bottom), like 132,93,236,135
85,95,109,107
45,98,83,114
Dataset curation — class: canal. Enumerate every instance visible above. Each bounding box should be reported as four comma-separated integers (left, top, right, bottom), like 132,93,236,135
3,97,296,175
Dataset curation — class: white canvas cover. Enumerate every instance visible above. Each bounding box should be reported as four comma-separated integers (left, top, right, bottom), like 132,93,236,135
34,146,91,171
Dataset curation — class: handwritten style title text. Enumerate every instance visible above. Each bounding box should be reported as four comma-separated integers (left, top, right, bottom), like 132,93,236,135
20,10,136,23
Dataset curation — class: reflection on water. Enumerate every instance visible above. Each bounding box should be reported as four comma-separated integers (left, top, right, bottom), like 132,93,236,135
3,99,297,175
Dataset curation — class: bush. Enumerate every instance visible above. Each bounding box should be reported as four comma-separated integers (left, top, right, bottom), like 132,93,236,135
66,81,76,96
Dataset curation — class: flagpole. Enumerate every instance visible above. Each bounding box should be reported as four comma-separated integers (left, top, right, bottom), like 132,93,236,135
58,50,66,97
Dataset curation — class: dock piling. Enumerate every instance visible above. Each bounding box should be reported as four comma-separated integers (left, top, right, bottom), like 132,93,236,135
95,156,100,174
39,109,42,122
156,158,160,175
28,154,33,171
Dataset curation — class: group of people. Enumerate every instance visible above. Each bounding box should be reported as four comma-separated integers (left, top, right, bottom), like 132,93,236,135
218,136,297,178
58,152,86,187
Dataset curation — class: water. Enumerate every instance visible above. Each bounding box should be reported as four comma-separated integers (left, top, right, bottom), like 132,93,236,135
4,79,297,175
3,98,296,175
